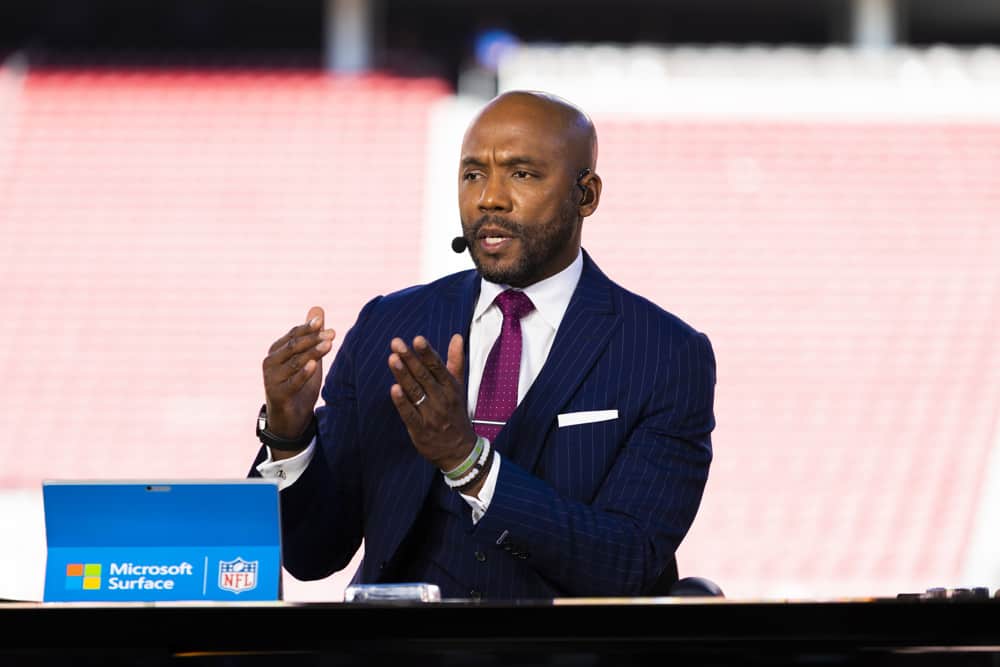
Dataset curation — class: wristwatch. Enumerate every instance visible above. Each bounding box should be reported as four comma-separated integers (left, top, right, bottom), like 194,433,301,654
255,404,317,451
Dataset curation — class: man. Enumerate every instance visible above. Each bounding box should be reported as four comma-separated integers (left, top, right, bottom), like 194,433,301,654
250,90,716,599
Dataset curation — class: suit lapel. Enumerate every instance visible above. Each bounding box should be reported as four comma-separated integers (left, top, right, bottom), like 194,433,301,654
380,270,480,566
429,269,480,390
495,251,622,472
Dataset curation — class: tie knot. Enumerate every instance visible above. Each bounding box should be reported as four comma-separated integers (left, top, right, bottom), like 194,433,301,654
494,289,535,321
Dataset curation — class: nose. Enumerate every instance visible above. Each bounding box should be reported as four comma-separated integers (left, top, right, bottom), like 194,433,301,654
478,174,511,213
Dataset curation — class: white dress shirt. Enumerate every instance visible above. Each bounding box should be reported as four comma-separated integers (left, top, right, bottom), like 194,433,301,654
256,249,583,523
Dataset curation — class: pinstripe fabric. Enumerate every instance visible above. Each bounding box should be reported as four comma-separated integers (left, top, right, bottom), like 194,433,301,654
250,249,715,598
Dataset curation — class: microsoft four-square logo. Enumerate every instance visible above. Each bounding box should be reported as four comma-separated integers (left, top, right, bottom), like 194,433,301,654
65,563,101,590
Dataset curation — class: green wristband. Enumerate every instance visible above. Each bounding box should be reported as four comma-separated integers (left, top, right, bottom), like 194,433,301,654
444,437,485,480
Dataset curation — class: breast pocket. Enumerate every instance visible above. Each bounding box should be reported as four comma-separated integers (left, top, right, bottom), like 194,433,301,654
541,410,624,502
557,409,618,428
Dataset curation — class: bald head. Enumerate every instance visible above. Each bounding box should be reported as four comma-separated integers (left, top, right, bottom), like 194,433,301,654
464,90,598,176
457,90,603,287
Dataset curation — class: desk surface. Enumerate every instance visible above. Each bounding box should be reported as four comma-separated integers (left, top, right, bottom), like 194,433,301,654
3,596,1000,666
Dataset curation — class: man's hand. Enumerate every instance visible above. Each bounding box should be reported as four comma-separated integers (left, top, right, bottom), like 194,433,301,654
388,334,478,474
262,306,336,460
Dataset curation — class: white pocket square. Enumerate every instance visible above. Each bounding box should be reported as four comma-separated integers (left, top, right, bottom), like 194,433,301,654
557,409,619,428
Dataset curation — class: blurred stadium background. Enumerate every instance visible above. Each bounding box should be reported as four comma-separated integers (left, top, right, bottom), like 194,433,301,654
1,0,998,603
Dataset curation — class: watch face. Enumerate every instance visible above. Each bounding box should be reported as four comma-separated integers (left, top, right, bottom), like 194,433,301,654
257,405,268,433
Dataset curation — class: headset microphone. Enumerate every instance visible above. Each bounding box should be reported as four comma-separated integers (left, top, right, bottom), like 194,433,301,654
451,236,468,253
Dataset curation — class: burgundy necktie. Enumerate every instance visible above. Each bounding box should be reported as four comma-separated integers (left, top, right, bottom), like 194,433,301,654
472,289,536,443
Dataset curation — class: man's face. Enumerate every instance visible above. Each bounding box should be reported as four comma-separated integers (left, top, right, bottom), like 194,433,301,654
458,103,582,288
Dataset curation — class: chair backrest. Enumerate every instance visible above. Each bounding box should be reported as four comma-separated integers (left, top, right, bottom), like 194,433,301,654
669,576,725,597
647,555,724,597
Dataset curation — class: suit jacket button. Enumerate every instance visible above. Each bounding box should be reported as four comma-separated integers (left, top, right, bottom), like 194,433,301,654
469,589,482,600
517,552,530,560
475,551,487,563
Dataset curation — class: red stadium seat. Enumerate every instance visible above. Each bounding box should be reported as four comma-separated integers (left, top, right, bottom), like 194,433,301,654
588,117,1000,598
0,67,449,486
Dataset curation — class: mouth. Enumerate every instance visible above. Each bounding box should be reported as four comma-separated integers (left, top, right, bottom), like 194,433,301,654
481,236,513,250
475,226,518,254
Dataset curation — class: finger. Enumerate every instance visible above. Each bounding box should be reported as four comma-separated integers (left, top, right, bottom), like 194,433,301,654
392,338,441,403
267,328,336,366
267,309,321,354
388,342,428,405
412,336,452,386
390,383,422,427
268,324,308,355
270,337,334,384
283,358,321,394
267,307,329,355
306,306,325,332
446,334,465,385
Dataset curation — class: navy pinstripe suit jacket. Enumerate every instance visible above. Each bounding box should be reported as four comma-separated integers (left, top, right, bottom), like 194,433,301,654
251,249,715,597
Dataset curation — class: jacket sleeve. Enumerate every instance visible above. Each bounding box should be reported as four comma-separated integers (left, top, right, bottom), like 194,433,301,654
248,297,381,581
472,331,716,596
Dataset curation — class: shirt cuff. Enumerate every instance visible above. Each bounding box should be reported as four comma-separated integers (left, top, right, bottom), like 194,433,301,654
459,452,501,524
255,437,316,491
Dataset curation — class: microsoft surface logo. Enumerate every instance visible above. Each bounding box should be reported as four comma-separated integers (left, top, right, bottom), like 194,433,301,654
65,563,101,590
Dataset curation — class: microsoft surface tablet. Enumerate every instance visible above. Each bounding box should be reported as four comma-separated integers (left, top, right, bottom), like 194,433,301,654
42,479,281,602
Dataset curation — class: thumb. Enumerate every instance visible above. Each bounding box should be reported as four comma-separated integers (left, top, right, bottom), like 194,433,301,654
306,306,325,331
446,334,465,385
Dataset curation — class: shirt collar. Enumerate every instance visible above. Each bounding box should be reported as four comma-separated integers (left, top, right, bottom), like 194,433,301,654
474,249,584,331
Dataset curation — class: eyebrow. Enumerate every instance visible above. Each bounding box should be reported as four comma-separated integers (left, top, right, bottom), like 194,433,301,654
461,155,547,169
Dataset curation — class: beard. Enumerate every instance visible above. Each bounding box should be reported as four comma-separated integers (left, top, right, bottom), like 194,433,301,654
461,199,579,288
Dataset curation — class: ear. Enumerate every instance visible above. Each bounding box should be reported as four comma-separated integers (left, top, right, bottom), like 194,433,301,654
577,171,602,218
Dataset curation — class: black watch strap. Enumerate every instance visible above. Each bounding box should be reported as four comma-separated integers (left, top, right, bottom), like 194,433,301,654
256,404,317,451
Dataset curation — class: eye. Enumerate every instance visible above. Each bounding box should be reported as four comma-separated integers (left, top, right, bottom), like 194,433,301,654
463,172,482,182
512,170,532,179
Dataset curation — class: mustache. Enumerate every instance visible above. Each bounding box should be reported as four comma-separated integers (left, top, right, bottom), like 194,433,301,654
469,215,525,239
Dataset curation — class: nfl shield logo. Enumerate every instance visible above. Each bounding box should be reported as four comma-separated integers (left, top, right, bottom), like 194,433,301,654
218,557,258,594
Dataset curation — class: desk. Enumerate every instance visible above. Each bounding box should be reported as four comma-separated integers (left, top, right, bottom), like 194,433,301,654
2,596,999,665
